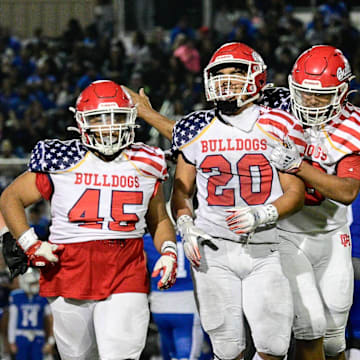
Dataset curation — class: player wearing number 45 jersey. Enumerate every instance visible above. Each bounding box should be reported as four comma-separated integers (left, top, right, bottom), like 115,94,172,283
0,80,177,360
170,43,306,360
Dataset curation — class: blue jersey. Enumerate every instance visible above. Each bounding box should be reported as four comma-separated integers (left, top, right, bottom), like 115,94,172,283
143,233,193,292
350,194,360,258
9,289,49,332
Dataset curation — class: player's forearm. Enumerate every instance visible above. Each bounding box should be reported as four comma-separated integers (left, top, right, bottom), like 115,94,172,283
0,189,30,239
272,188,304,220
171,192,193,220
297,161,360,204
141,108,175,140
152,217,176,254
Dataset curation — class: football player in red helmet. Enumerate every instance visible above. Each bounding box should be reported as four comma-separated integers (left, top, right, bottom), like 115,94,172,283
73,80,138,157
0,80,178,359
130,42,307,360
125,42,268,140
268,45,360,360
203,42,267,114
288,45,354,127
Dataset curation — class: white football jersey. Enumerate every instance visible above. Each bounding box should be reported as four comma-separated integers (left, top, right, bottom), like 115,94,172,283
173,104,305,243
29,140,168,244
278,102,360,233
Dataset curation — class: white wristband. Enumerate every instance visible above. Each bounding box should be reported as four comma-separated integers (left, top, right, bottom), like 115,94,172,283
176,214,193,227
160,241,177,255
0,227,9,237
259,204,279,224
17,228,38,252
47,336,55,346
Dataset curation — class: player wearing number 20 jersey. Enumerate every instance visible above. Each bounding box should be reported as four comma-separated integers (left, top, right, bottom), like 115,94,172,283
173,105,306,244
171,42,307,360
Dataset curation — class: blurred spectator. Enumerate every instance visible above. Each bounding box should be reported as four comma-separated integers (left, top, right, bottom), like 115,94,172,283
0,252,17,359
213,4,234,41
127,31,152,73
306,11,328,45
318,0,348,27
173,38,200,74
8,269,55,360
170,16,195,45
134,0,155,32
28,201,50,241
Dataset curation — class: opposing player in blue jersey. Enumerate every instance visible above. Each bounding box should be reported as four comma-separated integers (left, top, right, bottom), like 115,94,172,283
8,268,54,360
144,229,212,360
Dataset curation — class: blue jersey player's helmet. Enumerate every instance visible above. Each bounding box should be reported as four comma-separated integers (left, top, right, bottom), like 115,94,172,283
19,268,40,295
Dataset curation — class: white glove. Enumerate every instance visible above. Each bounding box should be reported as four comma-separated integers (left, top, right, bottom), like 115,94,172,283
17,228,64,267
268,136,303,173
225,204,279,234
152,241,177,290
176,215,213,267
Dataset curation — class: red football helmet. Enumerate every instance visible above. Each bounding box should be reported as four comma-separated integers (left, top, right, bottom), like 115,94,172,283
204,42,267,108
289,45,354,126
74,80,137,155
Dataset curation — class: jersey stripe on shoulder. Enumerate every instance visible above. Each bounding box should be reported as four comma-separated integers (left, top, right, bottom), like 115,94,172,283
258,108,306,151
325,103,360,154
125,143,168,180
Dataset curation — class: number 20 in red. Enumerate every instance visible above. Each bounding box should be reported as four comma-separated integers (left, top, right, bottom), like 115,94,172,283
199,154,273,206
68,189,143,231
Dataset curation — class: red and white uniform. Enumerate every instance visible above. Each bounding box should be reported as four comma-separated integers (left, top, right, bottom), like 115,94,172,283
29,139,167,300
172,105,305,358
279,102,360,233
174,105,306,244
277,100,360,350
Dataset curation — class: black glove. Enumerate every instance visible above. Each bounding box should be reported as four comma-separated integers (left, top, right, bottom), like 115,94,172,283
2,232,28,279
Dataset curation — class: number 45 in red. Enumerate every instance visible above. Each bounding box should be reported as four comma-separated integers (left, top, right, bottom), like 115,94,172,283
68,189,143,232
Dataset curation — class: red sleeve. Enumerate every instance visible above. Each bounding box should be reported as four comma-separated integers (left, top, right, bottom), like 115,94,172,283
35,173,53,200
336,155,360,180
150,180,161,199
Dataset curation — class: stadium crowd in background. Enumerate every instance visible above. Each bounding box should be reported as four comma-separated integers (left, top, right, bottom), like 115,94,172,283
0,0,360,359
0,0,359,168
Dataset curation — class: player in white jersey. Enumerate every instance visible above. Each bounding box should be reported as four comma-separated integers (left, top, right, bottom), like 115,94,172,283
170,43,306,360
0,80,178,360
267,45,360,360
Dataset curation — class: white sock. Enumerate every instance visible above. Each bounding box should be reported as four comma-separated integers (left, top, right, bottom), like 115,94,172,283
349,348,360,360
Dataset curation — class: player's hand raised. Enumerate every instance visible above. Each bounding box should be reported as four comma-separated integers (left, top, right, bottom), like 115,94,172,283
225,204,279,234
177,215,212,267
152,241,177,290
17,228,64,267
268,136,303,174
123,86,153,119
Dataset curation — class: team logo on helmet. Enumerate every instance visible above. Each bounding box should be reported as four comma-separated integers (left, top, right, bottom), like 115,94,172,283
337,61,351,81
252,51,264,64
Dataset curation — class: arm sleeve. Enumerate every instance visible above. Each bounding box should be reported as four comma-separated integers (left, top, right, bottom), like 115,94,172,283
35,173,53,200
336,154,360,180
